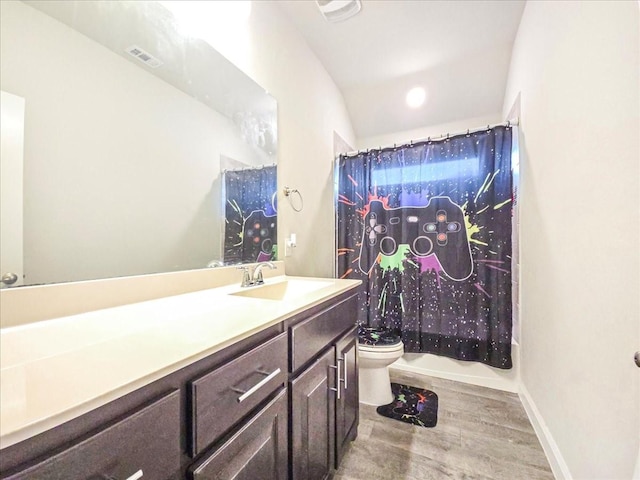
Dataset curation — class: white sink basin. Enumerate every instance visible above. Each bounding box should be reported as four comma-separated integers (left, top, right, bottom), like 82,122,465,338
230,279,333,301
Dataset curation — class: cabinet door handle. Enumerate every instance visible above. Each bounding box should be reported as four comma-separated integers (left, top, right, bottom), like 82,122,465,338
341,353,348,391
231,368,281,403
329,358,342,400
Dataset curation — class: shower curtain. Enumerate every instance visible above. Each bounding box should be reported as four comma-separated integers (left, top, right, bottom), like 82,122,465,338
223,165,277,264
337,126,513,368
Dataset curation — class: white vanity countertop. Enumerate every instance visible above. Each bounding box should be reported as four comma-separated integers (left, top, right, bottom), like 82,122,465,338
0,275,360,449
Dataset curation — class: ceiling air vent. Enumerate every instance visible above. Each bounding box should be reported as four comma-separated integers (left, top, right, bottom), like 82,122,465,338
315,0,362,23
125,45,163,68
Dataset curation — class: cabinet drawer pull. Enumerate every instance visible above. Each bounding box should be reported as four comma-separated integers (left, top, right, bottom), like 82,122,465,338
231,368,281,403
106,470,144,480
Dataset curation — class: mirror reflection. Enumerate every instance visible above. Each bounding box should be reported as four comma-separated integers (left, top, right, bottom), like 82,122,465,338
0,0,278,288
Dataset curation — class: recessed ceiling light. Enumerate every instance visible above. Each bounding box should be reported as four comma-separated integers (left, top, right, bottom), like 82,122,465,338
406,87,427,109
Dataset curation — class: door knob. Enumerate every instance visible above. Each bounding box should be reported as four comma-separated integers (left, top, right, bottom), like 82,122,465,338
1,273,18,285
635,351,640,368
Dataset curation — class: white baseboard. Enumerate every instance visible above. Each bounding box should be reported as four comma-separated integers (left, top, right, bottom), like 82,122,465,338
519,383,573,480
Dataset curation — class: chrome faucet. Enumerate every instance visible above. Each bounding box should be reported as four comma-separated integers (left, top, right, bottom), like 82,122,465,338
237,262,277,287
252,261,276,285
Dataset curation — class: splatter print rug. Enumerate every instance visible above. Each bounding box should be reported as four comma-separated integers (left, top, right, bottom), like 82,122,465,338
376,383,438,428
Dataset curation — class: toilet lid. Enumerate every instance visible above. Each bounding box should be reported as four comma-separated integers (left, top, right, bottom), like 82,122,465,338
358,326,402,347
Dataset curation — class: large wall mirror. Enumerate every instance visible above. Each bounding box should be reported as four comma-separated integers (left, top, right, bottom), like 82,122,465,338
0,0,278,287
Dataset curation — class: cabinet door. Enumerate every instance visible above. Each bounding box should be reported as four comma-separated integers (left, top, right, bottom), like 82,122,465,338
189,389,288,480
290,348,336,480
335,328,359,467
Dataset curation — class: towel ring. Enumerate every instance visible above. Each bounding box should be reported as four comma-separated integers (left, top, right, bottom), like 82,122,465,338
283,186,304,212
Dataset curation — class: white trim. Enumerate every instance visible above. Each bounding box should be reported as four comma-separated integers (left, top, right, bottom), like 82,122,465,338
390,344,520,393
391,360,517,393
519,383,572,480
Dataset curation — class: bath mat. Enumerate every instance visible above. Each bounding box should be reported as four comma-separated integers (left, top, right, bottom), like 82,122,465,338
376,383,438,428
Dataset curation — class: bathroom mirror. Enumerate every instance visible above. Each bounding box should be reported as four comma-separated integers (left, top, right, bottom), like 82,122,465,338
0,0,278,287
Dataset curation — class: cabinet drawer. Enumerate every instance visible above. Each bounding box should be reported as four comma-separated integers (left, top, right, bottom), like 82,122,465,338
188,389,288,480
6,390,181,480
189,332,287,456
290,294,357,373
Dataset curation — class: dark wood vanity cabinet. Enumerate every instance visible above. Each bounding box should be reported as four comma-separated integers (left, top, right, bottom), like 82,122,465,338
0,290,359,480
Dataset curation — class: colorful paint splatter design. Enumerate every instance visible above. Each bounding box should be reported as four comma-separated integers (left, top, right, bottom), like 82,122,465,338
337,127,513,369
376,383,438,428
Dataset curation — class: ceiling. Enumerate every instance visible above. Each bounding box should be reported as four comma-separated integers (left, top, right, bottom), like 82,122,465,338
277,0,526,139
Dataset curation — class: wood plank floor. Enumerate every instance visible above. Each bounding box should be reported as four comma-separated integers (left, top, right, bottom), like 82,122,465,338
334,368,555,480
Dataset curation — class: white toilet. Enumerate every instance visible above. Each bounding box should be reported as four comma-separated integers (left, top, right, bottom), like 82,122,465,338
357,330,405,406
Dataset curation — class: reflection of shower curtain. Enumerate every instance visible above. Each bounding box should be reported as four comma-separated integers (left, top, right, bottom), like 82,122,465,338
337,126,513,369
223,166,277,264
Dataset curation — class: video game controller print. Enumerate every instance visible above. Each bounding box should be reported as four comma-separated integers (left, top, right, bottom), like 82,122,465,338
358,196,474,280
242,210,277,262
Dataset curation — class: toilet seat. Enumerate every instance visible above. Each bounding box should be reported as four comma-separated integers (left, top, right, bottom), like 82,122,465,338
358,341,404,353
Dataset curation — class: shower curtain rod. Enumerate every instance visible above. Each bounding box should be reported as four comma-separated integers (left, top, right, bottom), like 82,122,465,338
342,118,519,158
